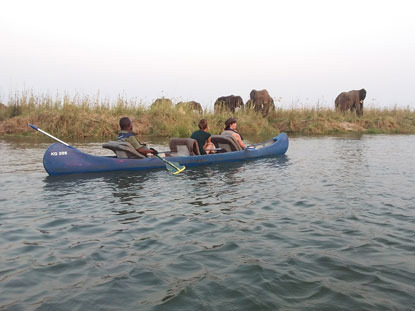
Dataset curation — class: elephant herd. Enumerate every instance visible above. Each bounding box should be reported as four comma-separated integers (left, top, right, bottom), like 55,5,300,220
151,89,276,117
151,99,203,113
151,88,367,117
213,89,276,117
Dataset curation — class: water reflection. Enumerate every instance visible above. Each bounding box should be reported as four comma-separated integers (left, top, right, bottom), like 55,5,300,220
112,208,145,224
331,137,368,196
261,154,290,169
105,172,150,205
43,170,150,202
182,155,290,215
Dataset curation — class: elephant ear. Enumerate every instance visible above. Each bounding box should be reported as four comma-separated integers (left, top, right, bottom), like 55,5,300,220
250,90,256,100
360,89,367,100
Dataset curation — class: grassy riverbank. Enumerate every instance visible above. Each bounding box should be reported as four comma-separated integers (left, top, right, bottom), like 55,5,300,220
1,93,415,139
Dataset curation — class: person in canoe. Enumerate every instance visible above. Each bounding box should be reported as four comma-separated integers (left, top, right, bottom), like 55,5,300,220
190,119,215,154
222,117,246,149
118,117,158,157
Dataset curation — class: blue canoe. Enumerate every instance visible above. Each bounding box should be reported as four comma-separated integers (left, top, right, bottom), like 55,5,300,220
42,133,289,176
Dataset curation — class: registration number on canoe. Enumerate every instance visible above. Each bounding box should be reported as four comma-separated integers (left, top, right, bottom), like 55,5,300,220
50,151,68,156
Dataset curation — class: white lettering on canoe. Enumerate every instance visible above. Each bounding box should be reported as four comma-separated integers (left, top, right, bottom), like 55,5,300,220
50,151,68,156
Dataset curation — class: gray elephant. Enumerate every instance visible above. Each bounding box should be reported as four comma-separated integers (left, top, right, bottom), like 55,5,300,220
246,89,275,117
176,101,203,113
214,95,244,113
335,89,366,116
151,98,173,109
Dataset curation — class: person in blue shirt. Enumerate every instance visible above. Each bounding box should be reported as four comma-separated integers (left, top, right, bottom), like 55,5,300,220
190,119,215,155
118,117,158,157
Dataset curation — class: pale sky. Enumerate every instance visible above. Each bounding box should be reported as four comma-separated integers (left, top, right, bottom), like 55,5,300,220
1,0,414,109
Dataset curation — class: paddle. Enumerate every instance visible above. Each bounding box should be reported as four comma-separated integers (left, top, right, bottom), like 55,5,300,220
154,154,186,175
28,123,71,146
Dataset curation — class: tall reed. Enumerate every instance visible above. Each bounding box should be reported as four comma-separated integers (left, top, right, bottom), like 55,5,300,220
1,91,414,138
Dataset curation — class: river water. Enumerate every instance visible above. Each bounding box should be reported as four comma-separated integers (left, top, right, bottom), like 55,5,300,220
0,134,414,311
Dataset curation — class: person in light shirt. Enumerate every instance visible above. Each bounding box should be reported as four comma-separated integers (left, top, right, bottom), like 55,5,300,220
221,117,246,149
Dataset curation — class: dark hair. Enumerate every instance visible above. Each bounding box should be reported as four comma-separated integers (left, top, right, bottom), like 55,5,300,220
224,117,237,129
119,117,132,130
198,119,208,130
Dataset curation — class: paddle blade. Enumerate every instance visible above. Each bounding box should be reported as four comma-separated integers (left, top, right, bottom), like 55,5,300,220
165,161,186,174
155,154,186,174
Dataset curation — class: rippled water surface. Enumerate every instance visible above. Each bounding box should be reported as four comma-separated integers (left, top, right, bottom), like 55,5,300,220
1,135,414,310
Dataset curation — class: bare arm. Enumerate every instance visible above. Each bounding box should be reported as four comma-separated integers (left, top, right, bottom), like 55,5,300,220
203,136,212,149
137,146,156,156
128,135,156,156
233,133,246,149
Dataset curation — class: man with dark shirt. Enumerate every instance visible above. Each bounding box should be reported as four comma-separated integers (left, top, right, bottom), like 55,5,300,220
118,117,157,157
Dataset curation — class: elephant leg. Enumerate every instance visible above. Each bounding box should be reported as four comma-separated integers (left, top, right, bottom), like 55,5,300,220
352,99,361,114
346,100,354,112
357,101,364,116
262,103,269,117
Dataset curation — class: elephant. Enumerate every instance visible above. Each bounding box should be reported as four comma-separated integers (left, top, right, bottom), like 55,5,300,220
151,98,173,109
335,89,366,116
214,95,244,113
176,101,203,113
246,89,275,117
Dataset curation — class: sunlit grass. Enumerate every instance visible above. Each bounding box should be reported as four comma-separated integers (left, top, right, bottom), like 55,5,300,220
1,91,414,139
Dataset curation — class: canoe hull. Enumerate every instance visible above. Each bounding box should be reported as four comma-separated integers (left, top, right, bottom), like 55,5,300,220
43,133,289,176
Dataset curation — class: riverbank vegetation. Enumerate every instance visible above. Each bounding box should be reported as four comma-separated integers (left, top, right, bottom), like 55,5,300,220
1,92,415,139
